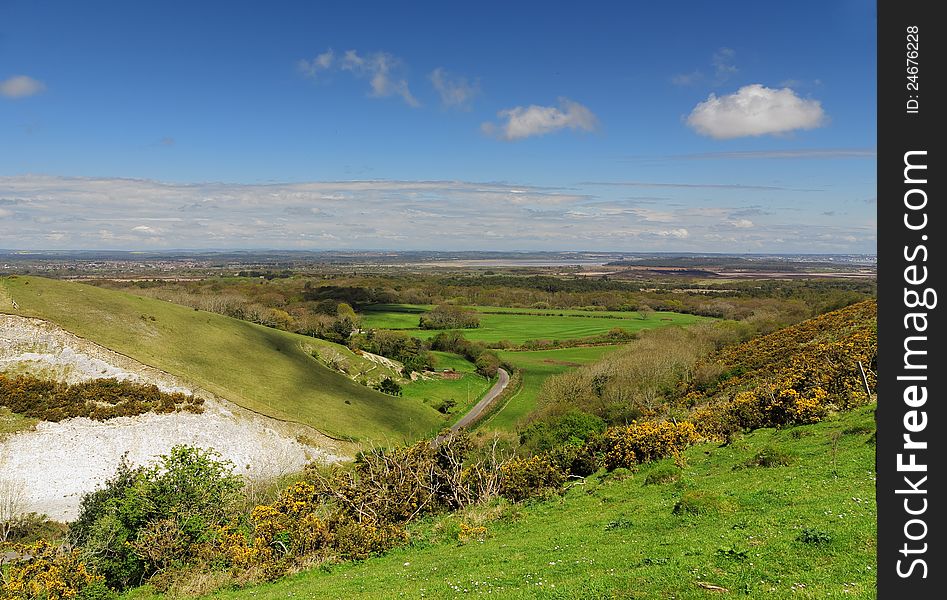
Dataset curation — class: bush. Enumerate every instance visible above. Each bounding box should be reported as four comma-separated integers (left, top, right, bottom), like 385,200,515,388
598,420,699,470
436,398,457,414
0,374,203,423
498,455,565,502
545,444,599,477
0,540,114,600
73,446,243,590
519,410,605,454
475,352,501,378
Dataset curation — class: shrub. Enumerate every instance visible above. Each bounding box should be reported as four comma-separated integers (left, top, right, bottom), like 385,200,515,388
598,420,699,470
545,444,599,477
0,540,113,600
475,352,501,378
498,455,565,502
436,398,457,414
73,446,243,590
519,410,605,454
0,374,203,423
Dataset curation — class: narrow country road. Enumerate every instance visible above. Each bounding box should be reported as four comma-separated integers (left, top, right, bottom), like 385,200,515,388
450,368,510,432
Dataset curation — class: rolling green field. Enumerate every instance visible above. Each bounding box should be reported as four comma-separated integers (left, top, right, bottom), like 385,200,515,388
0,276,442,443
400,371,495,427
486,346,619,430
361,304,708,345
127,404,876,600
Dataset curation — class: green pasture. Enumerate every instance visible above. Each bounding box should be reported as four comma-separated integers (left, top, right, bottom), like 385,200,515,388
361,304,707,345
485,346,619,430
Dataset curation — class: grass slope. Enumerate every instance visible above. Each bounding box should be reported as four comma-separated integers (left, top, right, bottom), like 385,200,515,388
0,276,441,443
152,404,876,600
361,304,708,345
487,346,619,430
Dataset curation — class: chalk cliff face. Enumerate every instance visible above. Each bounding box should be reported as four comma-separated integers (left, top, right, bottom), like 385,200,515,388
0,314,343,522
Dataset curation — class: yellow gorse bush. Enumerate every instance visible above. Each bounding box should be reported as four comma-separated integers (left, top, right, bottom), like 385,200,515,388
0,541,105,600
600,420,700,470
683,300,877,439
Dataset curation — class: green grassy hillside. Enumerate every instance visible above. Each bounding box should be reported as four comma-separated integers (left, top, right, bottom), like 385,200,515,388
0,276,442,443
125,403,875,599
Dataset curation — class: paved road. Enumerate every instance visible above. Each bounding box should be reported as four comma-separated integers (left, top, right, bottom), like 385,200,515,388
450,368,510,432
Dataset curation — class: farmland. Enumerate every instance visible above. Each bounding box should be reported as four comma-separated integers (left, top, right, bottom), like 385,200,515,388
361,303,708,345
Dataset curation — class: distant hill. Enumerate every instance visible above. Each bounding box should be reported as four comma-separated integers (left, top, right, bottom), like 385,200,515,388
0,276,442,443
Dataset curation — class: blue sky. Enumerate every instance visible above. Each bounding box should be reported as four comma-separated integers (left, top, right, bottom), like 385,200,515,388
1,1,876,252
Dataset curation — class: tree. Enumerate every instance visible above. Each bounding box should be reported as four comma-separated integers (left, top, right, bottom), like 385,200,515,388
373,377,402,396
475,352,500,378
419,304,480,330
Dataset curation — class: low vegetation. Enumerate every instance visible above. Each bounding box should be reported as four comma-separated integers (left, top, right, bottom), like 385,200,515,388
0,373,203,423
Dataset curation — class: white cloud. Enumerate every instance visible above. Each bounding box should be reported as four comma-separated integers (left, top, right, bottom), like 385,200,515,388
430,68,479,109
297,49,419,107
0,75,46,99
340,50,419,107
0,175,875,253
483,98,599,141
298,50,335,77
686,84,826,139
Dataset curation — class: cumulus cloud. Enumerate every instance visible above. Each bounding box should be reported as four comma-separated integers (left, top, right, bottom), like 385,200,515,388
730,219,754,228
0,75,46,98
482,98,599,141
686,84,826,139
430,68,479,109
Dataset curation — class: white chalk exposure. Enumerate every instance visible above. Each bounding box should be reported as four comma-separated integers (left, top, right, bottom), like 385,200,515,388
0,314,344,521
